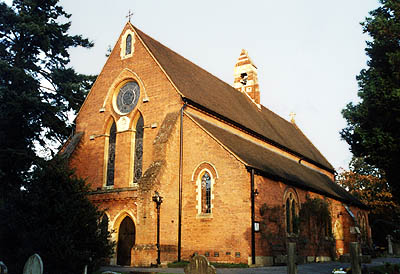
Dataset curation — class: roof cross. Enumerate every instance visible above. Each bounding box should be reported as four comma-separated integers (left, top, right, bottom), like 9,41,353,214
289,112,296,123
126,10,134,22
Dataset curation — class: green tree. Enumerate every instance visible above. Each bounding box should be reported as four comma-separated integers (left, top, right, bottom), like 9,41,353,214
0,1,113,272
340,0,400,201
337,157,400,247
0,0,95,195
0,158,114,274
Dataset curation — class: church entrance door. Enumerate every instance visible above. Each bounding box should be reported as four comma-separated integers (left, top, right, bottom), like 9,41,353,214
117,216,135,266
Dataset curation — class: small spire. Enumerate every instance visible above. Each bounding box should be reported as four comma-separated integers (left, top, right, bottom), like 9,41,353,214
126,10,134,22
289,112,296,123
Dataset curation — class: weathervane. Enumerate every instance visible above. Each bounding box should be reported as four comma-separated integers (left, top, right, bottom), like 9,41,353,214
126,10,134,22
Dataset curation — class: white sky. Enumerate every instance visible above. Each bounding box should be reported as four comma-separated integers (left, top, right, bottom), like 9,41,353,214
59,0,378,172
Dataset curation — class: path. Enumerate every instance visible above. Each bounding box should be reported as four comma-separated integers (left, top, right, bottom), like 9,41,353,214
100,257,400,274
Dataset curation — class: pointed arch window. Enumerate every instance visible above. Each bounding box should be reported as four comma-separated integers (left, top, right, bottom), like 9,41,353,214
193,163,217,217
133,114,144,183
358,212,368,243
201,172,212,214
285,192,298,234
106,121,116,186
125,34,132,55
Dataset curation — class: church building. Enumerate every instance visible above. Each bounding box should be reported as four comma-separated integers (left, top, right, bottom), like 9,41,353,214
63,22,370,266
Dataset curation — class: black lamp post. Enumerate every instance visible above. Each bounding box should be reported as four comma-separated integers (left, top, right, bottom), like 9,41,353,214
152,191,163,265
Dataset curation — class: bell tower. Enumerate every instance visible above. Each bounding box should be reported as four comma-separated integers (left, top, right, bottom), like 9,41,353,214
233,49,260,105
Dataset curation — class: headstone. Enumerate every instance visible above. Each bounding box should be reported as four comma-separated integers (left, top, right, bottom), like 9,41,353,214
287,242,297,274
23,254,43,274
387,234,393,255
184,255,216,274
350,242,361,274
0,261,7,274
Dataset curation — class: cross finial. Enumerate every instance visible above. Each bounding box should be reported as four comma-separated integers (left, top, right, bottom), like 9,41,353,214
289,112,296,123
126,10,134,22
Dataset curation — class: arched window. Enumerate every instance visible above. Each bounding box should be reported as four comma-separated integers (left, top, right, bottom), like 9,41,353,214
133,114,144,183
106,121,116,186
358,212,368,243
285,192,298,234
193,163,217,216
125,34,132,55
201,172,212,213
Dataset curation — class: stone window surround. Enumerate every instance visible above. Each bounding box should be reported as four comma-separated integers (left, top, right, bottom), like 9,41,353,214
192,162,218,218
120,29,135,59
283,187,300,236
102,112,145,188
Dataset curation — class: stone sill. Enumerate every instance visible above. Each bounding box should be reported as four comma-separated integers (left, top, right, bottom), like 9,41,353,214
196,213,213,220
89,186,138,195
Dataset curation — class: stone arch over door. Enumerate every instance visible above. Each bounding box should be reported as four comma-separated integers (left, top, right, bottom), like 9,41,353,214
116,216,136,266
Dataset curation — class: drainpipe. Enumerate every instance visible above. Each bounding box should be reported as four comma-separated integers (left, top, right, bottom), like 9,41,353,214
178,102,186,262
251,168,256,265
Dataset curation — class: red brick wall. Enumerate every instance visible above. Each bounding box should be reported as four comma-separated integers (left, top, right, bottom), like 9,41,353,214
68,23,370,266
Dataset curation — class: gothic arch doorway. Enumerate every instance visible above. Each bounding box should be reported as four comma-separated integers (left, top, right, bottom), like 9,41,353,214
117,216,135,266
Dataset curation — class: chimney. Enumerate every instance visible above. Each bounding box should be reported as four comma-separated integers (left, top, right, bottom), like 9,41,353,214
233,49,260,104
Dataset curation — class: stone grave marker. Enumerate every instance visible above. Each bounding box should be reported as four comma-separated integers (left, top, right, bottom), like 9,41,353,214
184,255,216,274
23,254,43,274
287,242,297,274
350,242,361,274
0,261,7,274
387,234,394,255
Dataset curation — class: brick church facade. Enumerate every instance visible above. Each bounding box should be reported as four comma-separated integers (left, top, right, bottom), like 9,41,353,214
63,22,371,266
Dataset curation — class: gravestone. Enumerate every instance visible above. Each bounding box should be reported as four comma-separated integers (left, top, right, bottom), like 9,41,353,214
350,242,361,274
287,242,297,274
184,255,216,274
0,261,7,274
23,254,43,274
387,234,393,255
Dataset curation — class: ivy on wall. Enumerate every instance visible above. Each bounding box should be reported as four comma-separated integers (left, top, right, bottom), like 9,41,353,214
258,196,334,259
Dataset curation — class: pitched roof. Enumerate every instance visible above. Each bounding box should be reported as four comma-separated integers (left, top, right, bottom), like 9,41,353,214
190,114,363,207
133,25,334,172
59,132,83,159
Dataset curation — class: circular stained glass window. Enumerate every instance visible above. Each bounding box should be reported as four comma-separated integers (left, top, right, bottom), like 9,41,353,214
116,81,140,114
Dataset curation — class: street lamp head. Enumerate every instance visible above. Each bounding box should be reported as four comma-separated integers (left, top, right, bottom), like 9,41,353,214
152,191,163,205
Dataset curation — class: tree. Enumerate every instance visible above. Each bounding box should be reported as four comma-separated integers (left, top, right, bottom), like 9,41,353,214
0,1,113,272
337,157,400,247
0,0,95,195
340,0,400,201
0,157,114,274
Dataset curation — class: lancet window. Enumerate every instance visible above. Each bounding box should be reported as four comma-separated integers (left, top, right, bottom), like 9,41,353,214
201,171,212,214
106,121,116,186
285,192,298,234
133,115,144,183
125,34,132,55
193,163,217,216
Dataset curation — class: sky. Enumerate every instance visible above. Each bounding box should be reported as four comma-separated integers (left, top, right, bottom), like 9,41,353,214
58,0,379,172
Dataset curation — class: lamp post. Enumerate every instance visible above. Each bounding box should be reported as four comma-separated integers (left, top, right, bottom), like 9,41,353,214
152,191,163,265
